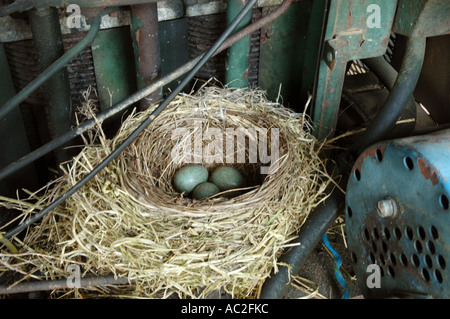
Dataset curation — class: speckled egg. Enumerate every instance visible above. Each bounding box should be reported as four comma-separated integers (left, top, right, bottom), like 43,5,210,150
192,182,220,200
211,166,244,191
173,165,209,194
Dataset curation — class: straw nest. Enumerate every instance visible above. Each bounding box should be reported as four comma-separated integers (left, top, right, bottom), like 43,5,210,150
0,86,334,298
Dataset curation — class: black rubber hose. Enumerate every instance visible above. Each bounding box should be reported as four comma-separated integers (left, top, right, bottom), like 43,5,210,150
351,37,426,155
3,0,259,240
362,55,417,134
259,187,345,299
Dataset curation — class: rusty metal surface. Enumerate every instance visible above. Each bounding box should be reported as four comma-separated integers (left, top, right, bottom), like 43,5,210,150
346,129,450,298
130,2,161,110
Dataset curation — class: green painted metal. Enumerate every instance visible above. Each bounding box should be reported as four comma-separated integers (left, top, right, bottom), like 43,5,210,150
312,0,398,140
91,27,138,134
393,0,450,38
225,0,252,88
0,44,37,195
159,18,190,93
258,1,311,107
299,0,329,105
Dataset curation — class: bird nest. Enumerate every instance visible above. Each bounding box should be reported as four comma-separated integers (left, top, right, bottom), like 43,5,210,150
0,86,334,298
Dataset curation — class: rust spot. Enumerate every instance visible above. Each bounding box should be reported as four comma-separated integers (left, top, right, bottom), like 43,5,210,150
243,70,248,78
347,11,353,27
353,144,386,172
261,30,270,43
417,157,443,186
109,12,118,18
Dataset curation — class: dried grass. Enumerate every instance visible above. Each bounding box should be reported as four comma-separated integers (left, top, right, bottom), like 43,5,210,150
0,85,334,298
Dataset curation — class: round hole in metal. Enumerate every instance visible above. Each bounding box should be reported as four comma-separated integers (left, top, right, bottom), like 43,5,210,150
439,194,449,210
364,228,370,241
390,253,397,266
369,252,375,264
412,254,420,267
373,228,379,241
425,255,433,269
422,268,430,282
394,227,402,240
435,269,443,284
400,253,408,267
347,206,353,218
384,227,391,240
415,240,423,254
376,149,383,162
403,156,414,171
382,241,388,253
371,240,378,253
438,255,446,270
430,225,439,240
388,265,395,278
354,169,361,181
427,240,436,255
406,226,414,240
379,253,385,265
418,226,426,240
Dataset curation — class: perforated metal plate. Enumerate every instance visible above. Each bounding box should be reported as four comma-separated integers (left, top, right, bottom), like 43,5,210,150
345,129,450,298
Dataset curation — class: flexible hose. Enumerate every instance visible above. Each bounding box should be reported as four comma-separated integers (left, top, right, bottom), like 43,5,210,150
351,37,426,155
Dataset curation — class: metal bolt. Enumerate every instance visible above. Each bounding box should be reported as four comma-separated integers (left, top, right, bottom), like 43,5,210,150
377,198,397,218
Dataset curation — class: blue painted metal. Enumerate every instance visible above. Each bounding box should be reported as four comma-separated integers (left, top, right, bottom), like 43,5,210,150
345,129,450,298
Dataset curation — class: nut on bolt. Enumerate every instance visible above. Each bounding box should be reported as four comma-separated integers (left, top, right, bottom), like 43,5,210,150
377,198,398,218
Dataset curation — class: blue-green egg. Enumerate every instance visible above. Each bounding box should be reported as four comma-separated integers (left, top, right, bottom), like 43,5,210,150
173,165,208,194
192,182,220,200
211,166,244,191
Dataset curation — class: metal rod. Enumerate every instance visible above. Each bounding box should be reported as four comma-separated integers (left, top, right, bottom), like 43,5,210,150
352,37,427,155
0,0,292,182
27,6,73,164
0,276,131,295
0,7,114,121
225,0,253,88
259,187,345,299
130,2,162,110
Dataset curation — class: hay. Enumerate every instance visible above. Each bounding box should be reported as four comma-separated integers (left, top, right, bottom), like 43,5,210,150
0,86,334,298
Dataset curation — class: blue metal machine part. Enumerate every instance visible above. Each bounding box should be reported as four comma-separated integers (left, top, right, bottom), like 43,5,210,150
345,129,450,298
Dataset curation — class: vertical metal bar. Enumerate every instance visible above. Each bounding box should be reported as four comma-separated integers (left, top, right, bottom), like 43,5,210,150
0,44,37,196
27,7,73,165
130,2,161,110
226,0,252,88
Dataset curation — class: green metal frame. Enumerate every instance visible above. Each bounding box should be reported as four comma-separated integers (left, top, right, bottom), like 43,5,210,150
91,27,138,135
225,0,253,88
258,0,312,108
312,0,398,140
